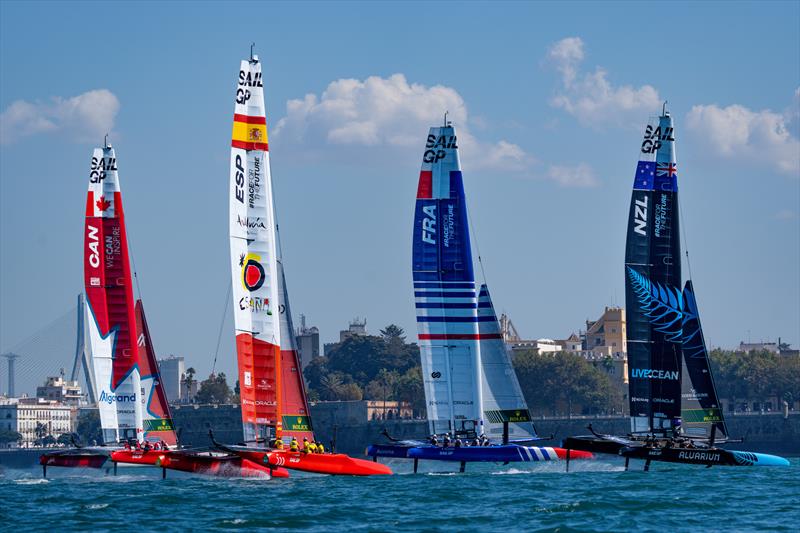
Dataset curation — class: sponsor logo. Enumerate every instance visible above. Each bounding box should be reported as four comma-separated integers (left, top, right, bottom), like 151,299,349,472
87,225,100,268
640,124,674,154
239,295,271,314
239,252,266,292
90,156,117,183
237,215,266,230
421,205,436,244
452,400,474,405
96,195,111,212
243,371,252,386
631,368,679,380
431,371,442,379
654,193,667,238
90,276,101,286
137,333,145,347
423,134,457,163
678,451,720,462
633,195,648,236
99,390,137,404
248,156,261,209
233,154,245,203
443,204,455,248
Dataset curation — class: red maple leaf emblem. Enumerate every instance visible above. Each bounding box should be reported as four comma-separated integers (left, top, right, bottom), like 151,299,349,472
96,196,111,212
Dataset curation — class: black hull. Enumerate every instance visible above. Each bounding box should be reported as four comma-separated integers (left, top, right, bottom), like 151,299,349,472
562,435,628,456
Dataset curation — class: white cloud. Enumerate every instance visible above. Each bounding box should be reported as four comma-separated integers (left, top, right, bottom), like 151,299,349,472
685,101,800,176
272,73,532,173
546,163,599,188
546,37,661,128
0,89,119,144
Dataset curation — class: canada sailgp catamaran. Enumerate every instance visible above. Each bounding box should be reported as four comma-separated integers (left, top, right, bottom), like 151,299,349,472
367,120,592,471
163,49,389,477
562,106,789,469
41,140,147,474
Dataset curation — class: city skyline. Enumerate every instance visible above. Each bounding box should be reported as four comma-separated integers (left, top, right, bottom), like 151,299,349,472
1,1,798,384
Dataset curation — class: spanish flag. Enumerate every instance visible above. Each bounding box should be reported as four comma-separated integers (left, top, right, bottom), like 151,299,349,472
232,113,269,151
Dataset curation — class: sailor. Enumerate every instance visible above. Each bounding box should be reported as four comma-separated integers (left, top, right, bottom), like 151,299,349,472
302,437,311,453
430,434,439,446
443,433,452,448
124,441,131,451
316,441,325,454
290,437,299,452
306,440,318,454
454,438,463,448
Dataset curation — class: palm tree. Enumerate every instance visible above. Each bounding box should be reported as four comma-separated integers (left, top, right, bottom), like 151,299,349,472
183,367,197,402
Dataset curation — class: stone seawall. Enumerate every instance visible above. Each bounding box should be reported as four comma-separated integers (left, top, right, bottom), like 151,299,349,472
2,407,797,469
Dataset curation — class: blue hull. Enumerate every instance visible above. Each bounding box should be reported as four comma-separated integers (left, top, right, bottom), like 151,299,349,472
406,444,563,463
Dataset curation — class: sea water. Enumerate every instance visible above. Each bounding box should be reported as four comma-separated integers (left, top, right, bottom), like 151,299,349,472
1,458,797,532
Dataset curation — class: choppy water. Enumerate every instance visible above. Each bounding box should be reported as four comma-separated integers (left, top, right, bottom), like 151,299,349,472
1,458,797,532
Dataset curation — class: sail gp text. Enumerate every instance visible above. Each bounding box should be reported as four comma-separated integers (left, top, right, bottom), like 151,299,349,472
236,68,262,104
640,124,675,154
422,134,457,163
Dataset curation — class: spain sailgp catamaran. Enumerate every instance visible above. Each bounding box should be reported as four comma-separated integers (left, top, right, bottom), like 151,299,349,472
562,106,789,469
367,120,592,471
162,49,389,477
41,140,148,475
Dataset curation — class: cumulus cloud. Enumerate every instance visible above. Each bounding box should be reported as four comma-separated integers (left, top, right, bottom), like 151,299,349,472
546,37,661,128
272,73,533,173
546,163,599,188
685,99,800,176
0,89,119,144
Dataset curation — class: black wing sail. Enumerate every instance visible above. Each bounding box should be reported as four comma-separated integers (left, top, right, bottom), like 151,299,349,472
680,280,728,440
624,111,683,434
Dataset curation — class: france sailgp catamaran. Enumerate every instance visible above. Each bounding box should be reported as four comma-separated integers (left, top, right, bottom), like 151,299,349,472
562,106,789,469
41,140,147,474
367,121,592,471
163,50,389,477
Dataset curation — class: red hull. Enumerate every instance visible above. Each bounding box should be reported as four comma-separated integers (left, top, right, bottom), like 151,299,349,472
552,448,594,460
110,449,167,466
158,451,289,478
232,449,393,476
40,451,109,469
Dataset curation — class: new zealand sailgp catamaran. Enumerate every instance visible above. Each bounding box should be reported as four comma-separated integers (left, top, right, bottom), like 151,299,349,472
41,140,146,475
164,49,389,477
367,121,592,471
562,106,789,469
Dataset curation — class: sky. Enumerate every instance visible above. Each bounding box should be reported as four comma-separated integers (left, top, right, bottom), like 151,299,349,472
1,1,798,393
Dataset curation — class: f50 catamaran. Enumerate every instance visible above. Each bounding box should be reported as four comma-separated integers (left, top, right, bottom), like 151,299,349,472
41,141,147,475
367,120,592,471
162,49,390,477
563,106,789,469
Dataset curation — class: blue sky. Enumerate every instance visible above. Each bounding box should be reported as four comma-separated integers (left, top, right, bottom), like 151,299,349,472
1,1,798,392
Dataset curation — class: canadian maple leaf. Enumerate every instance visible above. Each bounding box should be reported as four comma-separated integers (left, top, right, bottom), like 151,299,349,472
96,196,111,212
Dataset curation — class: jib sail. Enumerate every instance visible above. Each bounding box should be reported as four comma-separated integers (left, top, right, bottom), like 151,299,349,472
624,111,682,434
680,281,728,440
83,141,143,444
277,258,314,443
135,300,178,446
229,53,282,443
477,284,537,441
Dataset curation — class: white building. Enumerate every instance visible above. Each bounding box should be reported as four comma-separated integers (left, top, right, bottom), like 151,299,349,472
158,355,185,403
36,375,83,406
0,397,73,447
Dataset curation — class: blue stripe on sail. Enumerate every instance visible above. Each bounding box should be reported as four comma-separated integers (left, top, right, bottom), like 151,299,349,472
415,302,492,309
416,315,496,323
413,282,475,288
414,291,475,298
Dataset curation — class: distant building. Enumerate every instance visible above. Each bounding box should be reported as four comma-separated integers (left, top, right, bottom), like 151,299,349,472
36,374,83,406
158,355,185,402
296,315,320,369
584,307,626,354
0,397,73,447
324,318,368,355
